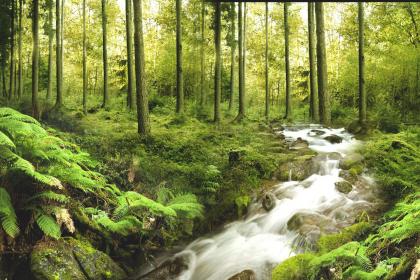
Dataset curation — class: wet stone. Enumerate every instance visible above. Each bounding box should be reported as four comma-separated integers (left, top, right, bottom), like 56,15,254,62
228,269,256,280
324,134,343,144
335,181,353,194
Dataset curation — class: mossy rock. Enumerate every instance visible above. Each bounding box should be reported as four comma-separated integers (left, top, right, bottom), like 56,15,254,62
340,153,364,170
31,238,126,280
349,164,363,176
228,269,256,280
335,181,353,194
275,156,315,181
324,134,343,144
272,253,315,280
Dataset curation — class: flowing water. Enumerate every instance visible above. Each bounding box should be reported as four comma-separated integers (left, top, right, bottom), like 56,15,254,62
140,126,375,280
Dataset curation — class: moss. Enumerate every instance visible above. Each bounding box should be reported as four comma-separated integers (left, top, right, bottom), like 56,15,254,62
272,253,315,280
349,164,363,176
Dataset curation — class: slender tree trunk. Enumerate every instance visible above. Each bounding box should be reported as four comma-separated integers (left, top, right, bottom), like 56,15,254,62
82,0,87,114
101,0,109,108
47,0,53,100
214,2,221,123
18,0,23,99
308,2,318,123
265,2,269,119
200,0,205,107
55,0,63,107
243,3,247,102
9,0,15,100
1,66,6,97
236,2,245,121
358,2,366,124
284,2,292,120
61,0,64,96
133,0,150,135
315,3,330,126
32,0,40,119
228,2,236,111
125,0,134,110
176,0,184,113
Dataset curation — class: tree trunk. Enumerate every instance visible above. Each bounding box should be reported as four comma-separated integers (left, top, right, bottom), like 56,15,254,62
200,0,205,107
47,0,53,100
176,0,184,113
358,2,366,124
214,2,221,123
284,2,292,120
315,3,330,126
55,0,63,107
228,2,235,111
9,0,15,100
61,0,64,96
308,2,319,123
101,0,108,108
125,0,134,110
17,0,23,99
133,0,150,135
32,0,40,119
236,2,245,121
265,2,269,119
82,0,87,114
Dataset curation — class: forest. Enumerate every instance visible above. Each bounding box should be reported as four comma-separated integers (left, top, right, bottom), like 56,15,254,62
0,0,419,279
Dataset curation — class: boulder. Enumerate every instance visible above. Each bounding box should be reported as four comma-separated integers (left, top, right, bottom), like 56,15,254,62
228,269,256,280
347,120,363,135
139,255,189,280
309,129,326,136
287,212,337,235
335,181,353,194
340,153,364,170
339,170,357,184
290,137,309,150
31,238,126,280
262,192,276,211
324,135,343,144
274,157,315,182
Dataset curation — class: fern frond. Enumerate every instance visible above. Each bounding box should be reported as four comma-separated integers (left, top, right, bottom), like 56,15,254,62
0,131,16,150
27,191,69,204
94,212,142,236
35,213,61,239
115,191,177,217
0,188,20,238
166,193,204,219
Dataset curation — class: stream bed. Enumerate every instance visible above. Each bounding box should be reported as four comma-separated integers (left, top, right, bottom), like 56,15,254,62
139,125,377,280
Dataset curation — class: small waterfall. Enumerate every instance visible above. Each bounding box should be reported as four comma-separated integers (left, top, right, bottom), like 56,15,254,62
140,127,370,280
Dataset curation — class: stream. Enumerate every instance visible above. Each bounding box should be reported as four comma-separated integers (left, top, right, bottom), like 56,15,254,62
139,125,376,280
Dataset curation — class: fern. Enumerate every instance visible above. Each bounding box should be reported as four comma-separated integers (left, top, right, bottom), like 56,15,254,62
0,131,16,150
27,191,69,204
0,188,19,238
166,193,203,219
35,212,61,239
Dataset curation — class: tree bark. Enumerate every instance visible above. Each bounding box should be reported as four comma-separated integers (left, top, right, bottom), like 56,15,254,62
125,0,134,110
101,0,109,108
82,0,87,114
133,0,150,135
284,2,292,120
55,0,63,107
265,2,269,119
228,2,236,111
9,0,15,100
176,0,184,113
358,2,366,124
308,2,319,122
32,0,40,119
315,2,330,126
47,0,53,100
214,2,221,123
200,0,205,107
236,2,245,121
17,0,23,99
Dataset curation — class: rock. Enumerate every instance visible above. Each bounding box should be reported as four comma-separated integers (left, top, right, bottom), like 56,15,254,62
347,120,363,134
139,255,189,280
31,238,126,280
309,129,326,136
339,170,357,184
340,153,364,170
274,157,315,181
287,212,337,235
262,192,276,211
290,137,309,150
324,134,343,144
410,259,420,280
335,181,353,194
228,269,256,280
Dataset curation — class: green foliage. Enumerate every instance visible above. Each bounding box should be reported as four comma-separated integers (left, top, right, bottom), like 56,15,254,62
272,253,315,280
35,213,62,239
0,188,20,238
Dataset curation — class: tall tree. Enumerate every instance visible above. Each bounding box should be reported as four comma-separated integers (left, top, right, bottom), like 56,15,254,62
199,0,205,106
125,0,134,110
308,2,319,122
235,2,245,121
358,2,366,124
228,2,235,111
17,0,22,99
101,0,109,108
133,0,150,135
32,0,40,119
55,0,63,107
265,2,269,119
315,2,330,125
9,0,15,100
46,0,53,100
213,2,221,123
284,2,292,120
82,0,87,114
175,0,184,113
